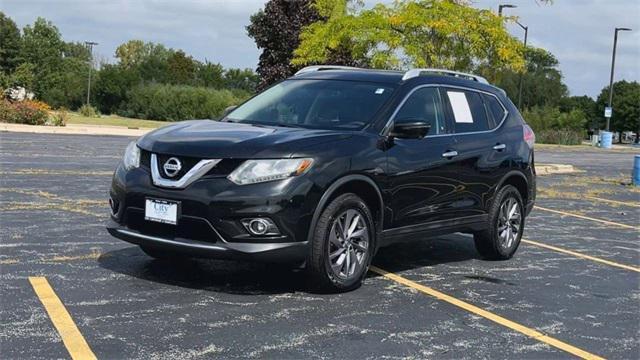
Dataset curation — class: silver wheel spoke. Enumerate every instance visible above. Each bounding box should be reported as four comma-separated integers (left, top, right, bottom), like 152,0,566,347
327,208,369,280
352,240,368,252
330,247,345,260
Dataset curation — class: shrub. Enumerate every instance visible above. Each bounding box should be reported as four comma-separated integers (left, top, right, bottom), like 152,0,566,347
78,104,99,118
122,84,248,121
48,108,68,126
0,99,49,125
522,106,587,132
535,129,584,145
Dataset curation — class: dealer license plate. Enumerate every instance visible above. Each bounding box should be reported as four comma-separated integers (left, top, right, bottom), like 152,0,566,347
145,198,179,225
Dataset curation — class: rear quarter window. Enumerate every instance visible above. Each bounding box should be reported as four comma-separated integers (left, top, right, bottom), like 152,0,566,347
482,93,507,129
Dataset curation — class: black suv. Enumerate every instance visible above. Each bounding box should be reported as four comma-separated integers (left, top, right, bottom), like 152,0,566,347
107,66,536,291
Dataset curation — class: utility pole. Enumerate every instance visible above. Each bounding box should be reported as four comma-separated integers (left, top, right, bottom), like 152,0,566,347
84,41,98,106
606,27,632,131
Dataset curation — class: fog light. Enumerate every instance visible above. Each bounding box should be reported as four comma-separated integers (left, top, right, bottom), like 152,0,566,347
109,196,120,216
241,218,280,236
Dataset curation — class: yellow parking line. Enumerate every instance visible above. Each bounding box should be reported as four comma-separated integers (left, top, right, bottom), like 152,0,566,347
585,196,640,208
369,266,605,360
29,277,97,360
534,206,640,230
522,239,640,273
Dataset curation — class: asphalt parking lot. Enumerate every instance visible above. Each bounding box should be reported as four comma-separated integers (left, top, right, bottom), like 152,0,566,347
1,132,639,359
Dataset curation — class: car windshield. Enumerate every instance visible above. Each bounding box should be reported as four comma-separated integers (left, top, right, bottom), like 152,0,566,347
224,79,396,130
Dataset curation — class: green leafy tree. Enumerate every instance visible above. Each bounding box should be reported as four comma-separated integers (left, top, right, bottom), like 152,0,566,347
223,68,259,93
559,95,598,130
94,64,141,114
493,47,567,109
247,0,324,90
293,0,525,79
195,61,225,88
20,17,65,97
167,50,196,85
596,80,640,142
0,12,21,74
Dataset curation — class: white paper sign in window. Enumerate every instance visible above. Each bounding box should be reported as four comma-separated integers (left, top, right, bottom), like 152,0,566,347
447,91,473,123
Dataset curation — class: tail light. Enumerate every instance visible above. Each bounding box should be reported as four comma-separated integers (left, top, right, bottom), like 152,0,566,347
523,124,535,148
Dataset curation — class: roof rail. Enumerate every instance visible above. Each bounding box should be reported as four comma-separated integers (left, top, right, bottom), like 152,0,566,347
402,68,489,84
294,65,364,76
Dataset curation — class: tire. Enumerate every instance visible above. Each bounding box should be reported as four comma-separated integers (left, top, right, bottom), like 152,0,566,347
307,193,375,292
140,245,178,260
474,185,525,260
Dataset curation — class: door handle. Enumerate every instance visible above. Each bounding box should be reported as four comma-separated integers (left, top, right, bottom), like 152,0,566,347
442,150,458,158
493,144,506,151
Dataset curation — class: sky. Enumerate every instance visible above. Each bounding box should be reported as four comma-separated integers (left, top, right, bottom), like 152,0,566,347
2,0,639,98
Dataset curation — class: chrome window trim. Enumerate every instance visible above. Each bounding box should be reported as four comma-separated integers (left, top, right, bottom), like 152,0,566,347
151,153,221,189
381,84,509,138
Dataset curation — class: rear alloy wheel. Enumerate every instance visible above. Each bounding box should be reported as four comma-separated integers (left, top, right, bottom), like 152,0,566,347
474,185,524,260
308,193,374,292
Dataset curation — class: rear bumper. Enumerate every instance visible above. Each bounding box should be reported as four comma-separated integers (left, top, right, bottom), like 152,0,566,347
107,219,309,263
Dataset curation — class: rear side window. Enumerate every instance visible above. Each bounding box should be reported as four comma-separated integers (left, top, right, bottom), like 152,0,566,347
482,93,506,128
445,89,490,133
393,87,446,135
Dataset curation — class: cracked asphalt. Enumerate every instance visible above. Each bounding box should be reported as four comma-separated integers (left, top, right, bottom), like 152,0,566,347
1,132,639,359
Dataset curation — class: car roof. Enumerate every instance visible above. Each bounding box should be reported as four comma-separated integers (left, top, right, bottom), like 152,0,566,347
291,68,506,96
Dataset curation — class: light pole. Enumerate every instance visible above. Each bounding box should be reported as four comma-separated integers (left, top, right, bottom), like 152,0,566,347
84,41,98,106
498,4,516,16
515,20,528,109
605,27,632,131
498,5,527,109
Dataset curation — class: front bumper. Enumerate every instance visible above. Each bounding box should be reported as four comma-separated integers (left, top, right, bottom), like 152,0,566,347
108,162,322,263
107,219,308,263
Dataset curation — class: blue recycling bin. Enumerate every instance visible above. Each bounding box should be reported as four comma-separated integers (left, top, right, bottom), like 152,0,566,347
600,131,613,149
633,155,640,186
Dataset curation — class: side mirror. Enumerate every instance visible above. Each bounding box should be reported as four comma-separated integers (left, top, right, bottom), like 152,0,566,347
390,121,431,139
222,105,237,118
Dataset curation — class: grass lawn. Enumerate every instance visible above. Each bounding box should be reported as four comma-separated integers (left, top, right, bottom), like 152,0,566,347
65,112,170,129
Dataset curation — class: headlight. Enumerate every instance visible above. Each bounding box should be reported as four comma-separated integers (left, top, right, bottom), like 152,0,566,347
228,158,313,185
123,141,140,170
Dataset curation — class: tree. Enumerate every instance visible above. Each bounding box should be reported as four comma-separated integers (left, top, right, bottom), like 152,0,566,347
0,12,21,74
293,0,525,79
94,64,141,114
493,47,567,109
195,61,225,88
223,68,259,92
20,18,65,97
596,80,640,142
167,50,196,85
247,0,324,90
559,95,598,130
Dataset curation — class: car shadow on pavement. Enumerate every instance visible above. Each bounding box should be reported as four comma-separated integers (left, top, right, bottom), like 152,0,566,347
98,233,481,295
98,246,309,295
371,233,481,273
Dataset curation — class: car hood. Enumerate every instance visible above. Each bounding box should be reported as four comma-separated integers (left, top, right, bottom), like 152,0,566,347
137,120,352,158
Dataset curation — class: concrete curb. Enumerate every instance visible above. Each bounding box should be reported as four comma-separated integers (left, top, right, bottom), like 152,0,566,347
536,163,579,175
0,123,152,137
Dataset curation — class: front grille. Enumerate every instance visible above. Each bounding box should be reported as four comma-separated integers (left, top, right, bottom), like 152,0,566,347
139,150,242,178
124,208,221,243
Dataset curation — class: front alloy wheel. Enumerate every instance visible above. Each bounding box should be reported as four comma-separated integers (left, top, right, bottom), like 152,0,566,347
308,193,374,292
327,209,370,280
